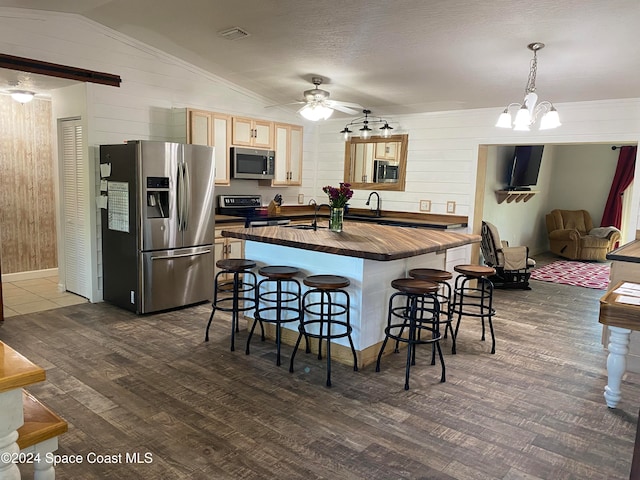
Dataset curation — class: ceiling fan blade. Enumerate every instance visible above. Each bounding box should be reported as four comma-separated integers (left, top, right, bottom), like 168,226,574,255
264,100,305,108
328,104,360,115
327,100,364,109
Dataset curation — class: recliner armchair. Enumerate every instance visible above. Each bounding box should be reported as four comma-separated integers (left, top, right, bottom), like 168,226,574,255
480,221,535,289
545,209,620,262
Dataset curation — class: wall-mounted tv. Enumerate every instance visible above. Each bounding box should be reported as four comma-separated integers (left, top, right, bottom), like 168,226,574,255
507,145,544,191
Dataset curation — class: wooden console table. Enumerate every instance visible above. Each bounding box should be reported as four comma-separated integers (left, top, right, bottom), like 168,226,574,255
599,282,640,408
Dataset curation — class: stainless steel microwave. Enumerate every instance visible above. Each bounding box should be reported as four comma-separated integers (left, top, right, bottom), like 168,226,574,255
231,147,275,180
374,160,399,183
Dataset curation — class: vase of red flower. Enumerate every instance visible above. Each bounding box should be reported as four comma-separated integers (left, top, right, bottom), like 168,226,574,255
322,183,353,232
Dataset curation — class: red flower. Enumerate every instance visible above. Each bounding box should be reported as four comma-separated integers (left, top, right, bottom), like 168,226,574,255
322,182,353,208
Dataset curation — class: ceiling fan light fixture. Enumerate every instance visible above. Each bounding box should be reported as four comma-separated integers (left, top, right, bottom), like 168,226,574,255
10,90,35,104
300,103,333,121
496,42,560,131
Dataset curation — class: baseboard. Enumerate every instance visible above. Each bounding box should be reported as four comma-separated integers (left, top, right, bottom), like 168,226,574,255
2,268,58,282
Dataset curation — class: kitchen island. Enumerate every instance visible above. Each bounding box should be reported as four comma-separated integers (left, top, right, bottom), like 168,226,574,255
221,222,480,367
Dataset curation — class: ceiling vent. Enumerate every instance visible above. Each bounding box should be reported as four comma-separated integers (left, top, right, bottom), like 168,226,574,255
218,27,250,41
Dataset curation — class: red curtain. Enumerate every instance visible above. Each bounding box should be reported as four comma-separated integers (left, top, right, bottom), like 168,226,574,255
601,146,637,228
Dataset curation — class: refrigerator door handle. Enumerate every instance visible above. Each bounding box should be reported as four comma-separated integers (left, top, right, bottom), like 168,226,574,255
183,160,190,231
177,162,184,231
151,249,211,261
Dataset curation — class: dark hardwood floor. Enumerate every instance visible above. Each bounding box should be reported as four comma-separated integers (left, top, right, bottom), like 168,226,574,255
1,264,638,479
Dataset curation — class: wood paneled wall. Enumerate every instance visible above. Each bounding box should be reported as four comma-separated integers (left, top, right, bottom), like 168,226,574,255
0,95,57,274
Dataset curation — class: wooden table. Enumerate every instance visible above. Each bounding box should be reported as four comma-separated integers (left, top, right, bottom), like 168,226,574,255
599,282,640,408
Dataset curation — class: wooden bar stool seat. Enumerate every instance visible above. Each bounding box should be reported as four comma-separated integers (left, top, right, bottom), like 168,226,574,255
450,264,497,354
205,258,258,351
247,265,302,366
376,278,445,390
454,264,496,278
290,274,358,387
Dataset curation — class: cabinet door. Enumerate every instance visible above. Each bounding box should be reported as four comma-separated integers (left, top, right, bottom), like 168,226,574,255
212,114,231,185
272,124,290,186
252,120,273,149
188,110,212,146
227,238,244,259
214,237,226,278
288,125,303,185
375,141,398,160
231,117,253,146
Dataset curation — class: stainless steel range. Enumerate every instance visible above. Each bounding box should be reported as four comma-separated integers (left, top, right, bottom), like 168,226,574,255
217,195,290,227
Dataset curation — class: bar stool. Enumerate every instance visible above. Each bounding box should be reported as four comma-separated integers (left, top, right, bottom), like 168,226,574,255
376,278,445,390
408,268,455,354
450,264,496,354
205,258,258,351
246,265,302,366
289,274,358,387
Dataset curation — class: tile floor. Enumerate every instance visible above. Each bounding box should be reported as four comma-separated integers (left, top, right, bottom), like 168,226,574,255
2,276,87,317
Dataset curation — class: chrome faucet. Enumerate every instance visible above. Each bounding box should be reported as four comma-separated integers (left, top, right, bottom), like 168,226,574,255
366,191,381,217
313,203,331,231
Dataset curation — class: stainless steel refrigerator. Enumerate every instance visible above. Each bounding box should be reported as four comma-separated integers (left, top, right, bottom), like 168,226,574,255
100,140,215,314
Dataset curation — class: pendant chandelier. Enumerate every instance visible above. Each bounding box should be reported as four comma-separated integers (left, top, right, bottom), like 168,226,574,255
339,109,394,140
496,42,561,131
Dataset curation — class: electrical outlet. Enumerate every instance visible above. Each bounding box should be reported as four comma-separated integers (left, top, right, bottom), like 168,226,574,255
446,201,456,214
297,193,304,204
419,200,431,212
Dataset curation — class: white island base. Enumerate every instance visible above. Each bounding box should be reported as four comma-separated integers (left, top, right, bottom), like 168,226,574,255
244,240,446,368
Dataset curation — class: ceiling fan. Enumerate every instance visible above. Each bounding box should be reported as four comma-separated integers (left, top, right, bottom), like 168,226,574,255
271,76,363,121
0,72,47,103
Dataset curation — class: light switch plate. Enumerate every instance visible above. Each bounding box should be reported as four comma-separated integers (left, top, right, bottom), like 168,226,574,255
297,194,304,204
446,201,456,214
419,200,431,212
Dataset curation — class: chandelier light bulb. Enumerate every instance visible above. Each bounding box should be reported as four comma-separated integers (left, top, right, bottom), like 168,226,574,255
539,106,561,130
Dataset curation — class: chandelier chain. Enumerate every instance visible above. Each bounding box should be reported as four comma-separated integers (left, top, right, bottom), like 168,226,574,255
524,50,538,95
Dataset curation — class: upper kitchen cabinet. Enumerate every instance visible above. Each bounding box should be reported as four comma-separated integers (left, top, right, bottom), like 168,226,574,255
375,141,398,161
187,109,232,186
272,123,303,186
232,117,274,149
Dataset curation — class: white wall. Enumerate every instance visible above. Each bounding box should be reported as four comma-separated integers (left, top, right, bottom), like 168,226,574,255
2,7,640,302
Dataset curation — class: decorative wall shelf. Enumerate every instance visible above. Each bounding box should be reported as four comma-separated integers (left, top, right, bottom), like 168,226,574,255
495,190,539,204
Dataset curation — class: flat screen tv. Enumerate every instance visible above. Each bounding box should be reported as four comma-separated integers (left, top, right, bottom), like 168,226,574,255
507,145,544,190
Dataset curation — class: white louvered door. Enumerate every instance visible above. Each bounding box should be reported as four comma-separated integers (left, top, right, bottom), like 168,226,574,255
60,119,89,298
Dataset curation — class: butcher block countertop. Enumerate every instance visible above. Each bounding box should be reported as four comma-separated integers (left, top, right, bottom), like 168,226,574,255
607,240,640,263
221,223,480,261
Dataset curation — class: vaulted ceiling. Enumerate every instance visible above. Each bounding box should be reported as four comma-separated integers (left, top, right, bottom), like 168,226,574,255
1,0,638,118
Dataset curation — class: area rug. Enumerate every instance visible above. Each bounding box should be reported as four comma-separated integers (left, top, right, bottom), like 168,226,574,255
530,260,610,290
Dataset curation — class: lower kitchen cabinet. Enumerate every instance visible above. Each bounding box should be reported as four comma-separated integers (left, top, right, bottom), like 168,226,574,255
214,234,245,278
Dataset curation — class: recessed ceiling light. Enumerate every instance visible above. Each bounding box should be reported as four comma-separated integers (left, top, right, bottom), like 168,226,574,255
218,27,250,41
